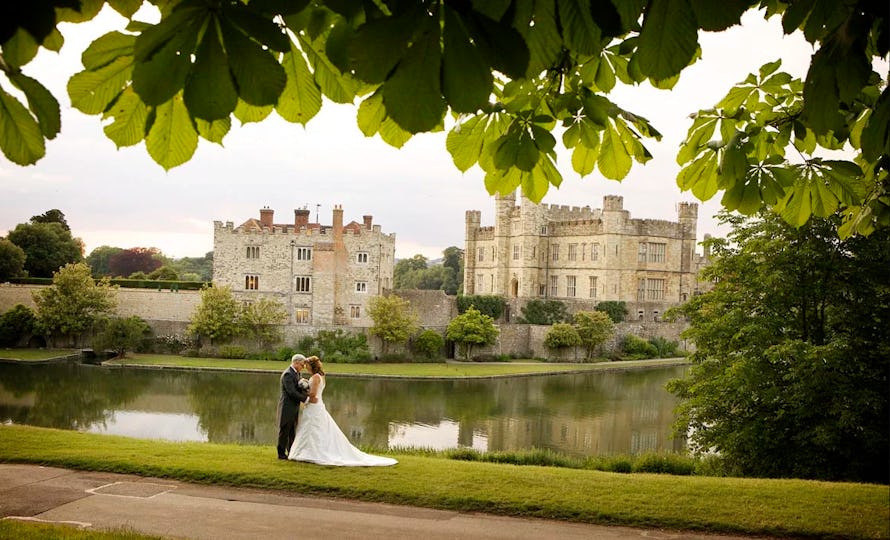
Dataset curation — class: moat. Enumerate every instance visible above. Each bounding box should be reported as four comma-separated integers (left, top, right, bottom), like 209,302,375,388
0,363,687,456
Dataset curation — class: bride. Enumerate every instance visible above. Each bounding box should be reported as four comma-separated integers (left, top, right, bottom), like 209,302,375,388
288,356,397,467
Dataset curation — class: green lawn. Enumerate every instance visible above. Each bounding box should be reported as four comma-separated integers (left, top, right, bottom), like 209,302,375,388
103,353,687,377
1,425,887,539
0,348,78,361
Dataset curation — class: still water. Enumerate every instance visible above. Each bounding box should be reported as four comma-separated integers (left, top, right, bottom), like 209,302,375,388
0,362,687,457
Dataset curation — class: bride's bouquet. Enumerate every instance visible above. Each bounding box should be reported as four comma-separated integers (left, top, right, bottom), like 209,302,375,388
298,378,309,391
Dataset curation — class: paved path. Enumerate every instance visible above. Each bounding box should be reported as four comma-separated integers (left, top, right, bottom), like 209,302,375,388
0,464,767,540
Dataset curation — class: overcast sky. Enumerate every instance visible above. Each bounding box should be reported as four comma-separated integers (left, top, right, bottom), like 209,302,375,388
0,8,819,260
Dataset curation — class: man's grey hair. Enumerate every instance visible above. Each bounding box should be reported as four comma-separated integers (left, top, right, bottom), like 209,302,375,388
291,353,306,363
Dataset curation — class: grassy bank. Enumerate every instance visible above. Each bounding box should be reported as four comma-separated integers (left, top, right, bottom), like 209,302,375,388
0,348,78,361
103,353,686,377
0,520,161,540
1,425,887,539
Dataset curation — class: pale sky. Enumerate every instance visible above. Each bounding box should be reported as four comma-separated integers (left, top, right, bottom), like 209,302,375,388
0,8,818,260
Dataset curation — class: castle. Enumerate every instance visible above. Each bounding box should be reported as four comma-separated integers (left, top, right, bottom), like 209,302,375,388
464,192,709,321
213,205,395,326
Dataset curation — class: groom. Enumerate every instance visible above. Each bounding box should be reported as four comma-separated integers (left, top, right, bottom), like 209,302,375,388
277,353,312,460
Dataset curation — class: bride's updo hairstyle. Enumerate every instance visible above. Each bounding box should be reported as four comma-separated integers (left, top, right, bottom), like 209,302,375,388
306,356,325,375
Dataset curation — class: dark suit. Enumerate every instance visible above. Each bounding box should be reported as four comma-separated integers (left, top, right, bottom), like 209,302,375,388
277,365,309,458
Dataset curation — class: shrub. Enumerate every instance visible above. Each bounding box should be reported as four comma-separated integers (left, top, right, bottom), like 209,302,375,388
298,330,373,362
632,452,696,475
412,329,444,359
621,334,658,359
595,301,628,323
517,299,569,325
456,295,506,319
544,323,581,350
91,316,152,358
217,345,248,359
155,334,195,354
649,336,680,357
0,304,37,347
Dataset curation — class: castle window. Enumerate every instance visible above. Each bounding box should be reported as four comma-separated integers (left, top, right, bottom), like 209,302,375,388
591,243,599,261
637,278,666,300
477,247,484,262
531,246,536,259
490,274,495,293
551,244,559,261
540,225,548,235
245,275,259,290
355,281,368,293
568,243,577,261
648,242,666,263
476,274,484,294
589,276,598,298
491,246,496,261
513,245,520,260
550,275,558,297
538,284,546,296
295,247,312,261
581,243,586,260
638,242,648,263
246,246,260,259
356,252,369,264
350,305,361,319
294,276,311,293
566,275,576,297
294,308,310,324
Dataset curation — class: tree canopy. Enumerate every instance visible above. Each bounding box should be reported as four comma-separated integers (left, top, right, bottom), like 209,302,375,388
32,262,117,346
1,1,886,237
666,211,889,483
6,220,84,277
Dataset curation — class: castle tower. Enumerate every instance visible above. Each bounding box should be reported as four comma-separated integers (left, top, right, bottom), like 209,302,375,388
494,192,516,295
463,210,482,294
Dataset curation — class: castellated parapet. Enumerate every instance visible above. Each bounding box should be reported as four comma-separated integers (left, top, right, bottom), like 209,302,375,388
213,206,395,327
464,192,710,321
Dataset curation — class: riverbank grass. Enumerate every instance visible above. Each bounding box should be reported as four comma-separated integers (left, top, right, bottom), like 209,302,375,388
0,348,78,361
1,425,886,539
105,353,686,377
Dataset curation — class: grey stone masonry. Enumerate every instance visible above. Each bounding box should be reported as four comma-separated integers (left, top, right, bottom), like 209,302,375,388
213,205,395,326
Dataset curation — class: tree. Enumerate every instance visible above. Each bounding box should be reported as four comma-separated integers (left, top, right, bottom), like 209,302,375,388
393,255,429,289
32,262,117,346
666,212,889,483
91,315,151,357
594,301,627,323
0,304,37,346
2,2,886,236
0,238,26,280
85,245,123,276
544,323,581,361
147,265,178,280
441,246,464,295
108,247,163,277
516,299,569,325
412,329,444,360
6,221,83,277
30,209,70,231
446,306,499,361
187,285,241,345
367,294,418,355
239,297,286,350
573,310,614,360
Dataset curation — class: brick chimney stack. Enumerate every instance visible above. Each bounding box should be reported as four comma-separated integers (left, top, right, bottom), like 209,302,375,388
294,209,310,229
332,205,344,240
363,215,373,230
259,207,273,229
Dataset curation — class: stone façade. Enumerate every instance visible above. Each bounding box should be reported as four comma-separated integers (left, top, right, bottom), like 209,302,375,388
212,205,396,327
464,192,711,322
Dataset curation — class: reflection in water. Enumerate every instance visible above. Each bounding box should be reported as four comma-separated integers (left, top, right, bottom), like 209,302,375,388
0,363,687,456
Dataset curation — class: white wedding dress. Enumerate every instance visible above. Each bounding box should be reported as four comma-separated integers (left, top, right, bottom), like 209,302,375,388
288,375,397,466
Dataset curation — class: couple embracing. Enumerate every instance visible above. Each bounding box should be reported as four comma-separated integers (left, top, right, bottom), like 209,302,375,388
277,354,397,467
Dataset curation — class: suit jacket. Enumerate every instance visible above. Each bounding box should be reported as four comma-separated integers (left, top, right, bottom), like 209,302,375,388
277,366,309,427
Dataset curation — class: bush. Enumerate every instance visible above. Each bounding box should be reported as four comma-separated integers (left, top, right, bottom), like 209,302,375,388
412,329,444,359
544,323,581,357
295,330,373,362
595,301,628,323
620,334,659,359
632,452,696,475
456,295,506,319
217,345,247,359
91,316,152,358
0,304,37,347
517,299,569,325
649,336,680,357
154,334,195,354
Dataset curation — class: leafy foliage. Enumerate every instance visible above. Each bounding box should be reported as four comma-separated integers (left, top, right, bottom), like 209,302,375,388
85,245,123,276
0,304,37,347
446,306,499,361
108,247,163,277
573,310,614,359
367,294,417,354
239,297,286,349
412,329,444,360
32,262,117,346
667,212,890,483
544,322,581,352
6,221,83,278
394,248,463,294
2,1,885,236
297,329,372,363
91,315,152,357
594,300,627,323
456,294,505,319
187,284,241,345
0,238,26,280
516,299,569,325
